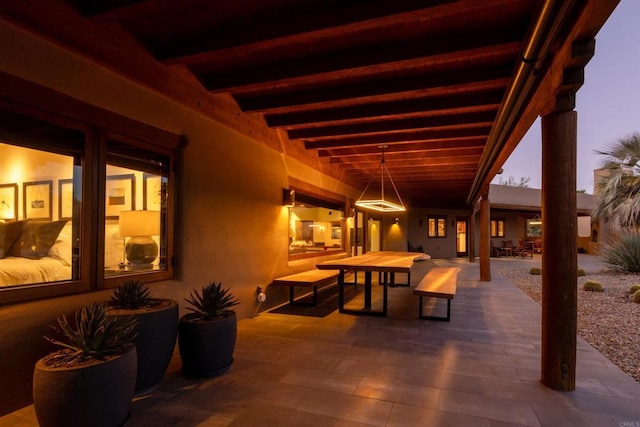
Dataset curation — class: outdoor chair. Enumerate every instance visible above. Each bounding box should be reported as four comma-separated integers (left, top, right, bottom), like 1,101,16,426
502,240,523,257
490,241,507,257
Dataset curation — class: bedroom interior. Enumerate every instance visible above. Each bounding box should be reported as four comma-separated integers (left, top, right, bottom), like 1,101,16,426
0,142,167,287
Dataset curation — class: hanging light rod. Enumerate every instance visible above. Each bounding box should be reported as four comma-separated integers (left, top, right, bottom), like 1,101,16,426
355,145,406,213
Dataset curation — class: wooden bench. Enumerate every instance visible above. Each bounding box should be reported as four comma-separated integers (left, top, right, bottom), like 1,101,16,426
271,269,339,306
413,267,460,321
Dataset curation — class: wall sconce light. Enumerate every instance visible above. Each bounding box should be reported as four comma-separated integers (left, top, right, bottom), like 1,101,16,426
282,188,295,207
394,217,399,225
119,210,160,266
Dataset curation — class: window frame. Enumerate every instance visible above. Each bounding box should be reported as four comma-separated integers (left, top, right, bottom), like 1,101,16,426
287,179,347,261
490,218,505,238
100,130,177,289
526,217,543,238
0,74,180,305
427,215,447,238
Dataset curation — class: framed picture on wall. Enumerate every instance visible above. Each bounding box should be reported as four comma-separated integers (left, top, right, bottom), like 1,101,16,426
58,179,73,220
105,174,135,219
24,180,53,220
0,183,18,221
143,173,162,211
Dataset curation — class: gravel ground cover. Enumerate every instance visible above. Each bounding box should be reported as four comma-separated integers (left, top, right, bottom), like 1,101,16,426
498,256,640,382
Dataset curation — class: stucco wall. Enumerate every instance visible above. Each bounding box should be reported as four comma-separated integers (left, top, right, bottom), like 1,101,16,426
407,207,468,258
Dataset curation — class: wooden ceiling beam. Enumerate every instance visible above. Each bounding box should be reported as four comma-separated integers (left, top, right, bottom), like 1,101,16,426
350,174,476,183
289,110,496,140
235,66,512,112
393,181,472,188
305,126,491,149
318,137,486,157
198,36,522,92
265,90,504,128
329,147,483,163
349,164,478,174
337,154,481,168
135,0,466,62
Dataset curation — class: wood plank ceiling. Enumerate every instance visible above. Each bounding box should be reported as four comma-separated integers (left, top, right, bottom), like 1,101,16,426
4,0,619,208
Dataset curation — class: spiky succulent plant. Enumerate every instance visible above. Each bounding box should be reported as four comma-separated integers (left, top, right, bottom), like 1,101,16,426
184,281,239,321
45,302,137,367
110,279,153,309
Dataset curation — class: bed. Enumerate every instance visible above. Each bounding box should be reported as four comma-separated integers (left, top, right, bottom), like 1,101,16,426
0,220,72,287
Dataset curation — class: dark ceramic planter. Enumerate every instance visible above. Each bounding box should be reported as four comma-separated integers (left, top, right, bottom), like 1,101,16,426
178,312,237,378
33,346,136,427
108,299,179,395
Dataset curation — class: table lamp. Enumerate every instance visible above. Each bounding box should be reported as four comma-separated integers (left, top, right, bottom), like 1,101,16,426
119,210,160,266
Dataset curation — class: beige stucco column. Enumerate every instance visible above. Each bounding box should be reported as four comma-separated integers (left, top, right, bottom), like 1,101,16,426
541,109,577,391
479,187,490,281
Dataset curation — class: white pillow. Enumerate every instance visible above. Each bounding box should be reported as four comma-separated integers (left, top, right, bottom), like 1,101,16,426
47,240,72,266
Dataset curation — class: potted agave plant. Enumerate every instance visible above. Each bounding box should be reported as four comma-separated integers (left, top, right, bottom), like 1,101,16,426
178,281,239,378
107,279,178,394
33,302,137,427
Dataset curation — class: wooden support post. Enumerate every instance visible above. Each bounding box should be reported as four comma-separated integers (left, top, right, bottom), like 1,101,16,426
468,206,476,262
479,188,491,281
541,109,577,391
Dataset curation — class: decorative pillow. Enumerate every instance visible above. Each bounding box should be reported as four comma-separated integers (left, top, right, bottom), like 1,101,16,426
47,240,72,266
10,220,68,259
413,253,431,261
0,220,28,258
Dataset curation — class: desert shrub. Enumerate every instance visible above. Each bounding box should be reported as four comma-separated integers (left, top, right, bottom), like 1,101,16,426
583,280,604,292
529,267,542,275
601,231,640,273
633,290,640,303
628,285,640,295
577,268,587,277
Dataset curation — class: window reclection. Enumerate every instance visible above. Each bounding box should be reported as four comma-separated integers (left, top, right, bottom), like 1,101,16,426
288,192,344,259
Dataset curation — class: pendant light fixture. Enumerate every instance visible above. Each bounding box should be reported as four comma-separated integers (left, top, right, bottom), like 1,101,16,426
355,145,406,212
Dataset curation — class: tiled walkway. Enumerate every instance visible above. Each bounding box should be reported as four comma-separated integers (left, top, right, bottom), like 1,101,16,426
4,257,640,426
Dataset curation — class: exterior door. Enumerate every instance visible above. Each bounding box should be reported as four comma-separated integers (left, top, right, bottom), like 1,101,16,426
456,219,468,257
367,219,381,252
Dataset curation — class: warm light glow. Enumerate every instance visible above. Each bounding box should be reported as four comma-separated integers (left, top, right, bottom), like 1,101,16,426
355,145,406,213
355,199,406,212
529,214,542,225
119,210,160,237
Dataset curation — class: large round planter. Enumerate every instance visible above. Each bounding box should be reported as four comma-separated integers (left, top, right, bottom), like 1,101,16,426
108,299,179,395
33,345,136,427
178,312,237,378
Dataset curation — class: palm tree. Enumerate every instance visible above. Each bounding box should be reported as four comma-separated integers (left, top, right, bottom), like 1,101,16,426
593,133,640,229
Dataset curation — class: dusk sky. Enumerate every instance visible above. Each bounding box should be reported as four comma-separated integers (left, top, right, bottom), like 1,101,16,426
493,0,640,193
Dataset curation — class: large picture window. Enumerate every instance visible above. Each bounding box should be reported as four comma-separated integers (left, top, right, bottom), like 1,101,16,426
288,192,344,259
0,89,178,304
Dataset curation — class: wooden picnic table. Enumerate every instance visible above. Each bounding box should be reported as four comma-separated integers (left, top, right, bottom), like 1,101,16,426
316,251,424,316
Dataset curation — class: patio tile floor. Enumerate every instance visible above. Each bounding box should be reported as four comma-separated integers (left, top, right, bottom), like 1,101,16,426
2,255,639,426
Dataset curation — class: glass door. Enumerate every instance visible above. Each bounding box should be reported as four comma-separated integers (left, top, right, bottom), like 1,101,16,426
456,219,468,257
367,218,381,252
